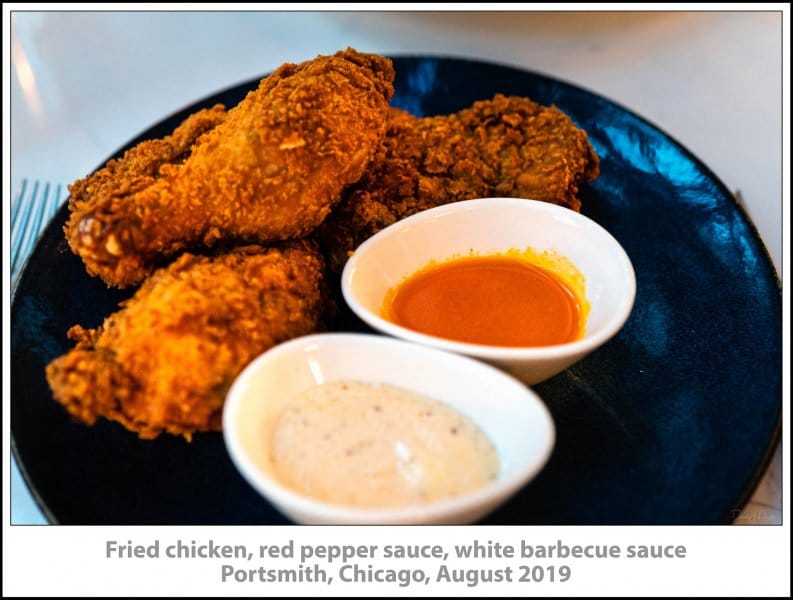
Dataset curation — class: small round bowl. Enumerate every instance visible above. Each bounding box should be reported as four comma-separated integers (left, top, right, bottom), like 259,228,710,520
342,198,636,385
222,333,554,524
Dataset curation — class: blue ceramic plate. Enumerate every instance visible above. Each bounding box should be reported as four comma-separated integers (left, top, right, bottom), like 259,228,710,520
11,56,781,524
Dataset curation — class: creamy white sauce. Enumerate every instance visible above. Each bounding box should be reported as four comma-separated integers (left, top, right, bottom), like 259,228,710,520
269,380,499,508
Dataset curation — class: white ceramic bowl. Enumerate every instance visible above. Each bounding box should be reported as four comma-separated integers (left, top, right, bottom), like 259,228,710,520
342,198,636,385
223,333,554,524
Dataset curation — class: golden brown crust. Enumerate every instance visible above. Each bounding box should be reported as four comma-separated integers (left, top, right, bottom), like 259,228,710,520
67,48,395,287
67,105,228,212
316,95,600,272
45,241,326,440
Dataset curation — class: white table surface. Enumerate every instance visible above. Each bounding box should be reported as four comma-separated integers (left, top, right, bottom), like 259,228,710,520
7,9,783,525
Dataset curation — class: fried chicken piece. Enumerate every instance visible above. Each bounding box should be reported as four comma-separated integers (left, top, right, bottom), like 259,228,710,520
66,104,228,213
316,95,600,272
45,242,325,440
67,48,394,287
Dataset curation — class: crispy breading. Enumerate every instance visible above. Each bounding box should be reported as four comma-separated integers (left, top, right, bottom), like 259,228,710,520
66,48,394,287
66,105,228,212
316,95,600,272
45,242,326,440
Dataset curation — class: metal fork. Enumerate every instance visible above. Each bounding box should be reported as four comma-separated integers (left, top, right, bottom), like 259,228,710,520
11,179,64,279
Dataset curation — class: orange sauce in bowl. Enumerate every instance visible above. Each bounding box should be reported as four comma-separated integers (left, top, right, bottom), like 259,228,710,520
383,254,586,347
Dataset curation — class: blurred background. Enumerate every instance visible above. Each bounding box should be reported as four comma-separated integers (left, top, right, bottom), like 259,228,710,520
8,10,783,524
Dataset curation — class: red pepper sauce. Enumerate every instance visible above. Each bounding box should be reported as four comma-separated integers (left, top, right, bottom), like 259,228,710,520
384,256,584,347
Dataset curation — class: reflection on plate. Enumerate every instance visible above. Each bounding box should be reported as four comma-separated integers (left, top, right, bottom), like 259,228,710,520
11,56,781,524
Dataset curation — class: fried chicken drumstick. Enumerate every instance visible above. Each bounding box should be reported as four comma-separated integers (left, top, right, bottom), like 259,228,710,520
67,48,394,287
316,94,600,272
66,104,228,211
45,242,325,439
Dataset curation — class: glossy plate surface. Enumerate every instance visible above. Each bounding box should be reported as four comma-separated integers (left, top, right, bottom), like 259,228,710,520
11,56,781,524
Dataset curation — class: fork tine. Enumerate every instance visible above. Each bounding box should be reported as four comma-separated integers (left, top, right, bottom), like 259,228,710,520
12,180,67,278
13,181,53,276
39,181,51,232
11,180,39,273
10,178,30,235
49,183,64,219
